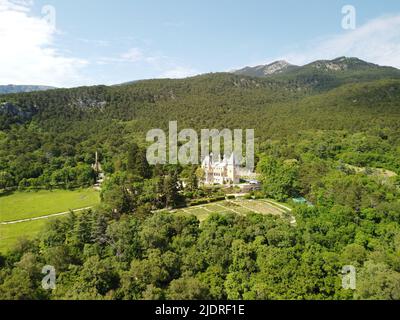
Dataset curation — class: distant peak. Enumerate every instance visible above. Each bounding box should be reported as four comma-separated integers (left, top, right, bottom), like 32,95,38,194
234,60,298,77
308,57,378,71
270,60,291,66
262,60,294,75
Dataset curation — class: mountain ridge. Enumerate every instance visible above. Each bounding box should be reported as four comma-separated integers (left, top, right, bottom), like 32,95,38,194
233,56,400,78
234,60,299,77
0,85,56,95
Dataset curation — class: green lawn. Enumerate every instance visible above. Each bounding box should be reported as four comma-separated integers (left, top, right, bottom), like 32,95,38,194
0,188,100,222
0,188,100,253
0,218,56,253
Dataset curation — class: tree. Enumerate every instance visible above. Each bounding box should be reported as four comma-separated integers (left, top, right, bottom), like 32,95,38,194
127,143,151,179
91,213,109,246
76,164,96,186
0,253,49,300
66,256,120,299
142,284,165,300
0,268,46,300
71,212,93,248
106,217,141,262
355,261,400,300
195,167,205,183
187,166,199,191
163,171,180,208
224,271,250,300
166,276,210,300
197,265,226,299
257,156,299,201
0,171,13,190
102,185,135,215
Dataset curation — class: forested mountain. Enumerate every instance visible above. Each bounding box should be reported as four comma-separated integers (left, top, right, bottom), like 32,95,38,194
0,85,55,95
1,58,400,189
1,61,400,137
234,57,400,91
1,57,400,300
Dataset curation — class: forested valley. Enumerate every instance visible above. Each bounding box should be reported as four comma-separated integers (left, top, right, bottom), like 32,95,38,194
1,58,400,299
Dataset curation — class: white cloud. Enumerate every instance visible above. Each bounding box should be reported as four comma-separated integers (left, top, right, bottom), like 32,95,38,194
98,48,199,79
96,48,147,65
161,66,198,79
281,14,400,68
0,0,32,12
120,48,143,62
0,0,88,87
77,38,109,47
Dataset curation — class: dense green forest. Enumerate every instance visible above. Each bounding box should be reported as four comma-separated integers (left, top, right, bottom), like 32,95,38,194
0,58,400,300
1,73,400,191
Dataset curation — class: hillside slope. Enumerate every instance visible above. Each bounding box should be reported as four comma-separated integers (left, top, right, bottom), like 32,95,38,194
1,72,399,139
1,62,400,196
0,85,55,95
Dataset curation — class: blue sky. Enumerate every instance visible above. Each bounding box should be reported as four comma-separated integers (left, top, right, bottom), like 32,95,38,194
1,0,400,87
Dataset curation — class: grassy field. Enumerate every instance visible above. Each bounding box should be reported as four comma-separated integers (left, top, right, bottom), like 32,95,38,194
0,188,100,222
0,188,100,253
171,199,292,222
0,218,58,253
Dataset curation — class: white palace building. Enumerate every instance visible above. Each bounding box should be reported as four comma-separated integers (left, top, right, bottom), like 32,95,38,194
201,153,255,185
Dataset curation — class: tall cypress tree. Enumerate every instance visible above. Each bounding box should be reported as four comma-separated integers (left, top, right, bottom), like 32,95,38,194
164,171,179,208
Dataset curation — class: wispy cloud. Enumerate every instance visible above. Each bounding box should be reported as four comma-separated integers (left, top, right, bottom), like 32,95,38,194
0,0,89,87
120,48,144,62
98,47,199,79
77,38,109,47
0,0,32,12
280,14,400,68
161,66,198,79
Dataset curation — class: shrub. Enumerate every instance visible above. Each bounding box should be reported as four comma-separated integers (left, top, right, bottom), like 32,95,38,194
208,196,226,203
190,199,208,206
253,191,264,199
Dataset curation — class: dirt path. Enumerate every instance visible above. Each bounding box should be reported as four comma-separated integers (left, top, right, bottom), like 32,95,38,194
0,206,94,225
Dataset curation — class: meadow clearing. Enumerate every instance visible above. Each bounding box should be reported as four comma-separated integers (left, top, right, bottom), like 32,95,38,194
0,188,100,222
0,218,56,253
0,188,100,253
